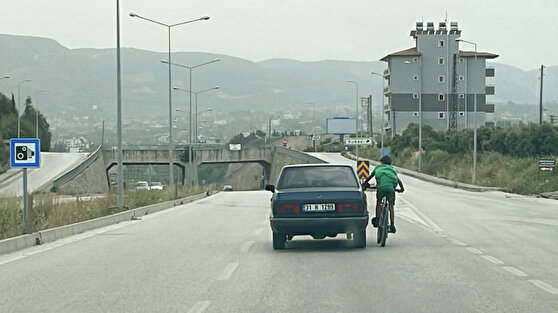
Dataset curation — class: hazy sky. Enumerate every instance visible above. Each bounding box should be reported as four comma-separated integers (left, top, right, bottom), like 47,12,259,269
2,0,557,70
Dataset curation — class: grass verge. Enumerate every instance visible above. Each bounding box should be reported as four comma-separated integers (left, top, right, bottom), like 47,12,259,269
0,185,212,240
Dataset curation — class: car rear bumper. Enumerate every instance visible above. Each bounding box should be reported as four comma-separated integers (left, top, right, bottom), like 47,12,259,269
270,216,369,235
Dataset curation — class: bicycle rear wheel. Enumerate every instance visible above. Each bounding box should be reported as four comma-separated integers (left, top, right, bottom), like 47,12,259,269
379,205,388,247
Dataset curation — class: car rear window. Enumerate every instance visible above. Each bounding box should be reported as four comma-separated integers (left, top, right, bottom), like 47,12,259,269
277,166,359,189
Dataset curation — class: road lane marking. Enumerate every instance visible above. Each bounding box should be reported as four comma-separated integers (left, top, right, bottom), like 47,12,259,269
398,196,443,233
466,247,483,254
252,228,264,236
0,223,131,267
217,262,239,281
481,255,504,265
448,238,467,246
187,301,210,313
503,266,528,277
241,241,255,253
528,280,558,295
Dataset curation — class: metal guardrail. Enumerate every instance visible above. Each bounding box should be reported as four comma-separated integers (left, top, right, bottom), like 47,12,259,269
52,145,103,188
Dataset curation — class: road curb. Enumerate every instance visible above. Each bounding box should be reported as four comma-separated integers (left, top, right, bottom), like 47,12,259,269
0,192,209,256
344,153,506,193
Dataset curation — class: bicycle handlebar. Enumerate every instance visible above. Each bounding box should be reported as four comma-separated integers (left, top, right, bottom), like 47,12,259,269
362,184,403,193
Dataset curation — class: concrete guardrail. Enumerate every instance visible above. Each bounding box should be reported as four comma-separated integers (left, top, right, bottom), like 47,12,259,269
0,192,209,255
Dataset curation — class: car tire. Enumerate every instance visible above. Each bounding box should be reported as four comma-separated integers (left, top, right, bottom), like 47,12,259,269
353,229,366,248
273,232,286,250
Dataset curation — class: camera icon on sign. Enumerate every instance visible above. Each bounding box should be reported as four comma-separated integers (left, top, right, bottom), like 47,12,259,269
16,145,35,161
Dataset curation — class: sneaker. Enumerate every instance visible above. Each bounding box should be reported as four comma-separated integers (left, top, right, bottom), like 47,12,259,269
389,225,396,233
371,217,379,228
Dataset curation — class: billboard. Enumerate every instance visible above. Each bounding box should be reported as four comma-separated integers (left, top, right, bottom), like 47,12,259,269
326,117,356,134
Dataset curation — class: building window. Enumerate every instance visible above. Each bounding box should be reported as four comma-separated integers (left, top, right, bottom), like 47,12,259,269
438,57,445,65
413,112,419,117
459,93,465,99
438,94,445,101
459,75,465,81
459,112,465,117
413,75,419,80
438,112,446,119
438,40,445,47
413,93,419,99
438,75,445,83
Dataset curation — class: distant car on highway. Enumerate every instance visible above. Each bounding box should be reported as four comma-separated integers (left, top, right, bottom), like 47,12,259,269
223,184,234,191
266,164,369,249
136,181,149,190
150,182,163,191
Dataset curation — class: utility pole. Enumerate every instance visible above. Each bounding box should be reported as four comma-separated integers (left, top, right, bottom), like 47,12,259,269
368,95,373,139
539,65,544,125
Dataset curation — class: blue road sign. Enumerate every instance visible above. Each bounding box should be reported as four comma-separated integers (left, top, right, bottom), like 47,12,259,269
10,138,41,168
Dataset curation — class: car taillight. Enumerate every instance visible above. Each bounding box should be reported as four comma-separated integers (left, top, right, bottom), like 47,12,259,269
278,204,301,214
337,203,359,213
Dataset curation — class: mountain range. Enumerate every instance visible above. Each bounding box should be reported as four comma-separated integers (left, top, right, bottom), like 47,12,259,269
0,33,556,125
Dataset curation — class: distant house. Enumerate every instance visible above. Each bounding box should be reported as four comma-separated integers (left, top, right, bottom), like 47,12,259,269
380,21,498,134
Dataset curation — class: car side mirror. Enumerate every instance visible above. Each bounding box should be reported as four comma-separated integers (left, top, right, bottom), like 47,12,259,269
265,185,275,192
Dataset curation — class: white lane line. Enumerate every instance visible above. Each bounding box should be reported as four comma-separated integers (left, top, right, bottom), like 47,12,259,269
528,280,558,295
448,238,467,246
187,301,211,313
241,241,255,253
397,195,443,233
217,262,239,281
503,266,528,277
466,247,483,255
0,223,130,267
252,228,264,236
481,255,504,265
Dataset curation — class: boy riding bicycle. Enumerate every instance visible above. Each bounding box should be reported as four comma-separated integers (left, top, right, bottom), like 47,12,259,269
362,155,405,233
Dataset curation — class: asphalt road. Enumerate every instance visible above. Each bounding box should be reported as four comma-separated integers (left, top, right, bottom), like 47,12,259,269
1,153,557,312
0,152,88,197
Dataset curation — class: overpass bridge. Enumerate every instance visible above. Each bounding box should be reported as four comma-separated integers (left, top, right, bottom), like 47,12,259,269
51,144,324,194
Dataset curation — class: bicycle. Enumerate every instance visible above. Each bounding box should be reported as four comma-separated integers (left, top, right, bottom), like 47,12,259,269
368,186,402,247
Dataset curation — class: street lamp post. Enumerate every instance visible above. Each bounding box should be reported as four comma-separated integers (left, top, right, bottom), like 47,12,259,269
346,80,359,160
35,89,46,138
163,59,220,185
17,79,32,138
370,72,387,151
305,102,316,152
456,38,478,185
130,12,210,187
173,86,219,144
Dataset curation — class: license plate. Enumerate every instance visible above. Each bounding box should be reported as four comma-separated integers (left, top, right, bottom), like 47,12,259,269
302,203,335,212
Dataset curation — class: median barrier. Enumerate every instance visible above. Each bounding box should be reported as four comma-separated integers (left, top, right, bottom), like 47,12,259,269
0,192,209,256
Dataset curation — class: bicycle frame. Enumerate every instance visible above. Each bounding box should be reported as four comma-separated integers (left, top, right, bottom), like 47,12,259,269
377,196,389,247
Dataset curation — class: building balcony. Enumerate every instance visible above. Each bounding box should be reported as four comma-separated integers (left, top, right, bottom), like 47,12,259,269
485,67,495,77
486,85,495,95
384,86,391,95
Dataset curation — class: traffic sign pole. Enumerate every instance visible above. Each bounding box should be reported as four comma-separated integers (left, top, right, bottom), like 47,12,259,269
10,138,41,234
23,168,30,233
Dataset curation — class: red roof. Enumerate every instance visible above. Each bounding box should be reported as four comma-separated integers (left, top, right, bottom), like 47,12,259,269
380,47,420,61
458,50,499,59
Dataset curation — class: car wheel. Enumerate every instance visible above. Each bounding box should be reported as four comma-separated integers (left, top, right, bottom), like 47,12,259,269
353,229,366,248
273,232,286,249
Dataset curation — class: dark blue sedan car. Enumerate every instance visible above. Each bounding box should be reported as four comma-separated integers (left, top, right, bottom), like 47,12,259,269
266,164,369,249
